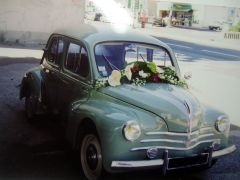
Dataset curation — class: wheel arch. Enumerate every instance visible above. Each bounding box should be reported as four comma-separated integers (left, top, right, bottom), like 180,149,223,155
75,117,99,150
19,76,30,99
19,68,42,100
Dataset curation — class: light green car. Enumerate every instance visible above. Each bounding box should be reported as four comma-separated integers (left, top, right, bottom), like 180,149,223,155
20,25,236,180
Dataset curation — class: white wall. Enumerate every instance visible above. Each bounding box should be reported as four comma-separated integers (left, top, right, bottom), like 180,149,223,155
202,6,228,27
192,5,240,29
0,0,85,44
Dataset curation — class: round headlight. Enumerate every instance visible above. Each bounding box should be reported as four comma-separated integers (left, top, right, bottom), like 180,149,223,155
215,115,230,133
123,121,141,141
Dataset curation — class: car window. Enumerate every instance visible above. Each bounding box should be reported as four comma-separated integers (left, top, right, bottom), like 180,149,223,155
125,45,171,66
65,43,81,71
65,42,90,78
78,48,90,77
47,38,64,66
95,42,173,77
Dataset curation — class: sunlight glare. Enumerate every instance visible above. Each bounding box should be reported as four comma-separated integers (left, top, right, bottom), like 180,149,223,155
92,0,132,33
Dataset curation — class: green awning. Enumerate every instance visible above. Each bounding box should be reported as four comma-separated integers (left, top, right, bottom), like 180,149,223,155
172,3,192,11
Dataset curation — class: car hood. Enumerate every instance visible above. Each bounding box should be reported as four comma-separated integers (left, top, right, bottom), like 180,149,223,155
101,83,203,133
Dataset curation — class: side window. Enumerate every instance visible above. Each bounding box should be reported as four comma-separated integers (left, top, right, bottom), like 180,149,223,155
65,42,90,78
65,43,81,71
47,38,64,66
78,48,90,77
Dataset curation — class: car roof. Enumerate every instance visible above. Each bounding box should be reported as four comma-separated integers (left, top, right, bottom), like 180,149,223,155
55,24,98,40
54,24,168,48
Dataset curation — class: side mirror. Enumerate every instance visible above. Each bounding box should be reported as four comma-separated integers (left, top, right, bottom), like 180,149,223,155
184,72,192,80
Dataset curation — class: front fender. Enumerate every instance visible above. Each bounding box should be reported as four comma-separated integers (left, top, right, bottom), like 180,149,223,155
19,66,42,99
66,91,167,172
202,104,227,127
202,104,230,148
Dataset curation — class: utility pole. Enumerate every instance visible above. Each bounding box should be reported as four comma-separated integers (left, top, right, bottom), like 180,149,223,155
131,0,141,28
132,0,136,28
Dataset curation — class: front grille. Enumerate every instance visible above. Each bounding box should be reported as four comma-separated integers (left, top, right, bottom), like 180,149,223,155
131,127,220,151
168,153,209,170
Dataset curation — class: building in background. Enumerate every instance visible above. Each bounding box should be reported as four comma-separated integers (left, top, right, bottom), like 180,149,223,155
153,0,240,29
85,0,239,30
0,0,85,45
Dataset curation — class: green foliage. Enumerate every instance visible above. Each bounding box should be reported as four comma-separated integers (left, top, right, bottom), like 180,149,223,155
160,66,188,88
147,62,157,73
229,22,240,32
94,61,188,89
94,78,108,90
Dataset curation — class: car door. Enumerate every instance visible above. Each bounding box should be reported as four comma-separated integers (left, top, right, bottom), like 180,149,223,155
41,35,65,113
57,41,91,115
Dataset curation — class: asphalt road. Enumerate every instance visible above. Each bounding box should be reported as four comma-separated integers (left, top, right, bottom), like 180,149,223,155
0,51,239,179
158,37,240,62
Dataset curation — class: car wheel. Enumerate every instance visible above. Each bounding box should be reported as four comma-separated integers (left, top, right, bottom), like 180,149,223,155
80,133,103,180
25,91,38,120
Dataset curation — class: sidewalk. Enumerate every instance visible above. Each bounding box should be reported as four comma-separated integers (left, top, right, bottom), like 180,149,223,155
0,46,42,59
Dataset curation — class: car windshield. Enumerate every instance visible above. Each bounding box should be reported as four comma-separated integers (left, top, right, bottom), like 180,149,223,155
94,42,173,77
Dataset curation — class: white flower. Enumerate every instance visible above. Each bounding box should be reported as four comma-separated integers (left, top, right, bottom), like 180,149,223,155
124,65,133,81
156,67,164,73
139,70,148,78
169,66,175,71
108,70,121,87
158,74,165,79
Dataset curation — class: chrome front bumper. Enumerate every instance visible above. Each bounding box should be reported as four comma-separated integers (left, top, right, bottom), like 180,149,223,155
111,145,236,169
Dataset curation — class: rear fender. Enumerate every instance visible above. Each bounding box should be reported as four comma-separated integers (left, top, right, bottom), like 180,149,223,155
19,67,42,100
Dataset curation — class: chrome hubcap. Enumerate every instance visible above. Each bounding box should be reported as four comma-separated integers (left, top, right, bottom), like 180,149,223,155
86,144,98,170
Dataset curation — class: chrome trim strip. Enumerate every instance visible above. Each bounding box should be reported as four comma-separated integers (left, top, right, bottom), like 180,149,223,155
145,127,212,136
190,133,215,142
217,115,229,121
111,145,236,169
212,145,236,158
131,139,221,151
140,139,185,143
140,133,214,144
111,159,164,168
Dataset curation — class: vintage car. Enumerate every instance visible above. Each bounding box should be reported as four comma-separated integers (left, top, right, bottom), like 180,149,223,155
20,25,236,180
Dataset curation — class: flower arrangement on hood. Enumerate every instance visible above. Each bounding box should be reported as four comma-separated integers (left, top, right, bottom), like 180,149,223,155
95,61,188,89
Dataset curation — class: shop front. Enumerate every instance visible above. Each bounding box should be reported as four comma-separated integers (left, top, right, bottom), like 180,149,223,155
171,3,193,27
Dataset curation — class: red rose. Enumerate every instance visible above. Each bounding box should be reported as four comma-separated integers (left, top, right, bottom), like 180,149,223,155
152,73,159,82
131,65,138,72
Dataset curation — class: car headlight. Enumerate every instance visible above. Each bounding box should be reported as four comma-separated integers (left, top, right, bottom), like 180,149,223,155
215,115,230,133
123,121,141,141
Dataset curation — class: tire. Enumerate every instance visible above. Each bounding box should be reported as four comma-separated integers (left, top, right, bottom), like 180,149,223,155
80,133,103,180
25,91,38,121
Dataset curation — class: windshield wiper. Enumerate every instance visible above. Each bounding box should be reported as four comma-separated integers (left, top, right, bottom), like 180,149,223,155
102,54,120,71
139,53,147,62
